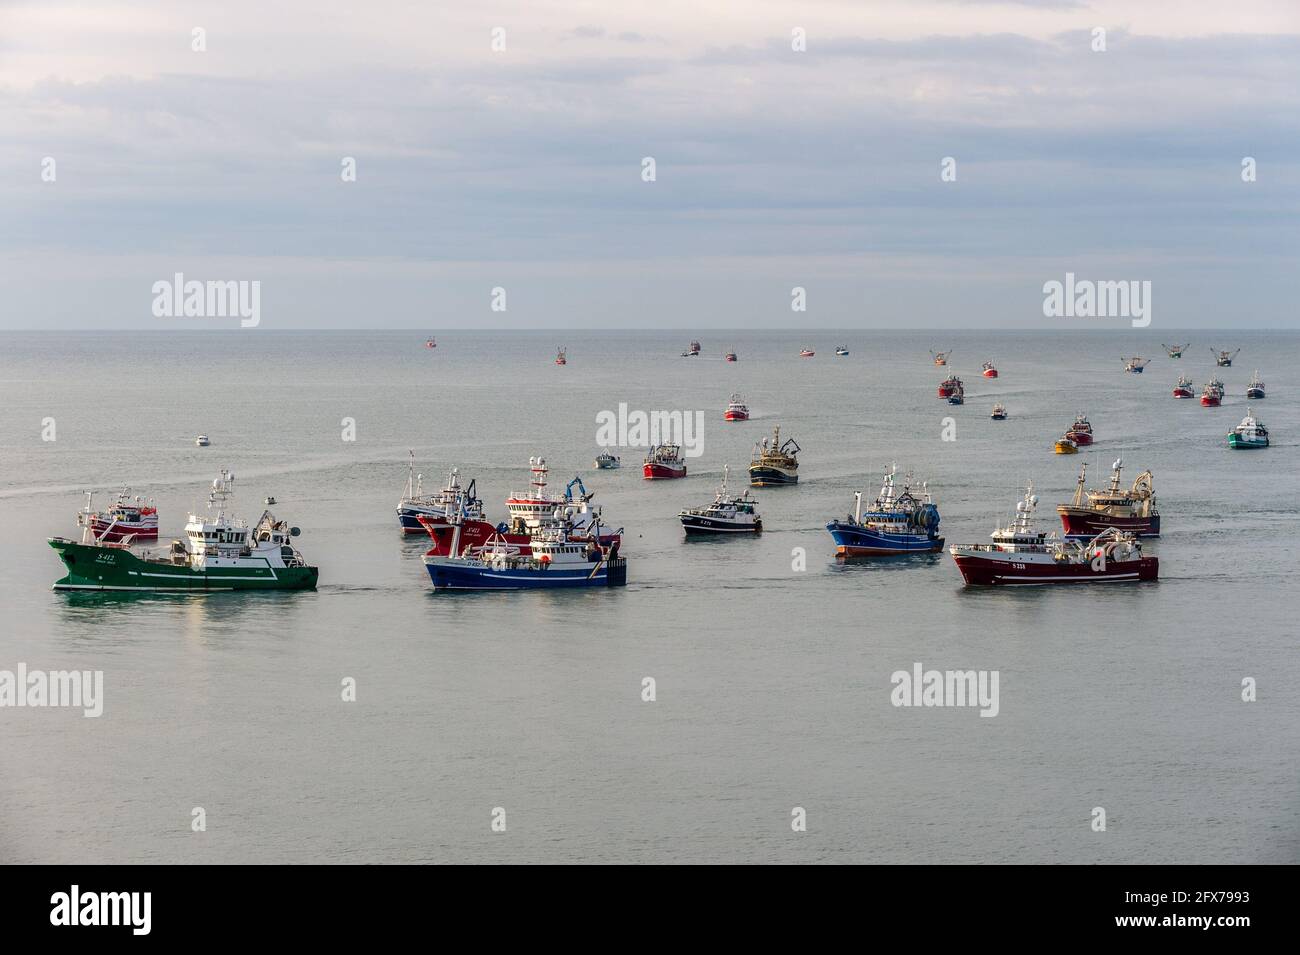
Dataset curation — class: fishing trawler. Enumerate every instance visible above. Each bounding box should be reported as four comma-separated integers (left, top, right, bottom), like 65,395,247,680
1246,371,1266,400
397,454,482,534
1228,409,1269,449
947,380,965,405
937,374,962,399
724,394,750,421
749,426,800,486
835,346,850,357
48,470,317,591
724,350,738,362
981,361,998,379
1065,414,1094,445
1201,378,1224,407
195,434,210,447
594,451,621,469
799,347,815,358
424,509,626,590
949,485,1157,586
555,347,567,365
1123,357,1149,374
1172,374,1195,399
1054,436,1079,455
1212,347,1239,367
643,444,687,479
425,337,436,349
1057,460,1160,537
826,465,943,556
77,488,159,543
931,350,950,366
682,340,702,357
1163,342,1189,358
991,404,1008,420
679,466,762,535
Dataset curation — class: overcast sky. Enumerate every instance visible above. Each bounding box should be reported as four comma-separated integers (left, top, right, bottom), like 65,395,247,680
2,0,1297,329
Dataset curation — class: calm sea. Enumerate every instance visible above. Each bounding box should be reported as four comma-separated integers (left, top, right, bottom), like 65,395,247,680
1,329,1297,863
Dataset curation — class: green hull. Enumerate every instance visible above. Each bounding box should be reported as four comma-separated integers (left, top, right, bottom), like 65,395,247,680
1227,434,1268,449
48,538,318,591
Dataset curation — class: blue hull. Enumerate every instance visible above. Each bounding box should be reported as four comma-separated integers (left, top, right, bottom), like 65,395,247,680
425,558,627,590
826,522,944,555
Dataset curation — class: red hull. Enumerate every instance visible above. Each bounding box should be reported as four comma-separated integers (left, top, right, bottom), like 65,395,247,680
1058,512,1160,537
419,516,619,557
89,522,158,542
938,386,957,398
1066,432,1093,446
724,411,749,421
982,370,998,378
643,462,686,479
1172,389,1193,399
952,554,1158,586
1201,396,1221,406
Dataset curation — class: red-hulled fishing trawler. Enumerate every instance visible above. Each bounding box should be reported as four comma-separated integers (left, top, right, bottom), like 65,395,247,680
1057,459,1160,538
938,374,962,399
1172,375,1194,399
949,485,1158,586
77,488,159,543
981,361,998,379
643,444,687,479
724,394,750,421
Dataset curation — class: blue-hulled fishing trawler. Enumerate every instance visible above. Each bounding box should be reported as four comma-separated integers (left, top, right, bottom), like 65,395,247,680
826,465,943,556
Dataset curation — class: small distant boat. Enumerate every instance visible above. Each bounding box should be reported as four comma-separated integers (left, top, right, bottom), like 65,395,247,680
825,465,943,556
1212,347,1240,367
949,485,1157,586
990,404,1007,420
981,361,998,379
643,444,687,480
937,374,962,399
799,348,815,358
724,351,738,362
749,426,799,486
1162,342,1188,359
1201,378,1224,407
425,337,436,349
835,346,849,357
931,350,951,367
76,488,159,543
687,340,702,357
947,383,965,405
264,496,276,505
594,452,621,470
1228,409,1269,449
1123,357,1149,374
1065,414,1094,446
724,394,750,421
555,347,567,365
195,434,210,446
679,466,762,535
1246,370,1266,400
1054,436,1079,454
1172,375,1195,399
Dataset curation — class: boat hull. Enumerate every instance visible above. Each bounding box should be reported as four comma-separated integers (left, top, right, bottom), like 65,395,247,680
681,515,761,534
424,557,627,590
88,520,158,542
1065,432,1093,445
1058,509,1160,538
749,466,798,486
1227,434,1268,449
724,411,750,421
643,462,686,479
1246,388,1265,399
1201,396,1222,407
1172,388,1193,399
827,522,943,556
982,370,998,378
1054,442,1078,454
48,538,318,591
951,552,1158,586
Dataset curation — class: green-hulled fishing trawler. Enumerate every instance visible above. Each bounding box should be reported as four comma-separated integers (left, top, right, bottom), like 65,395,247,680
48,470,318,591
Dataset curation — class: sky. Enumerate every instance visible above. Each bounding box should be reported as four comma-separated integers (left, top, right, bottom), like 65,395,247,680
1,0,1298,329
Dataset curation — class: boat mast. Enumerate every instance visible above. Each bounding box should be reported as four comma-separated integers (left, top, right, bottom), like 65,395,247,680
1071,463,1087,507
